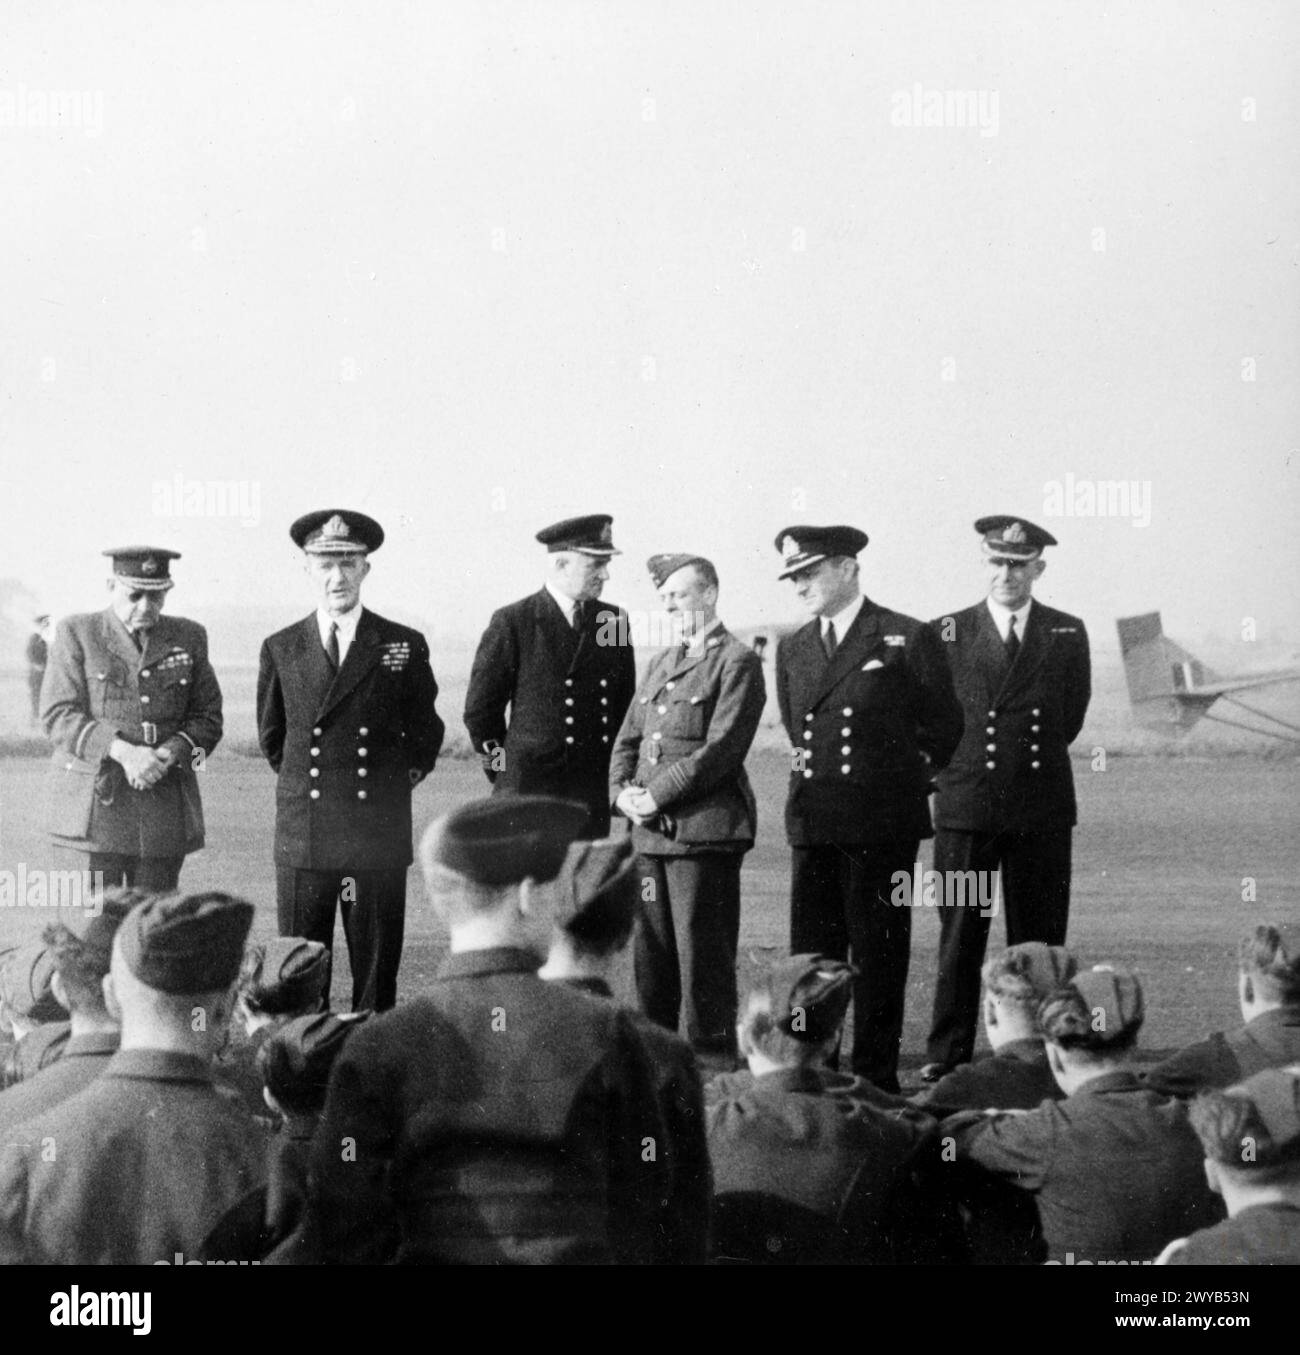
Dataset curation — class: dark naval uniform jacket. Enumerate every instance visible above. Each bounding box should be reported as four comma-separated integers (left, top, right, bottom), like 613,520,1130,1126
465,589,636,835
41,610,223,858
0,1048,266,1265
950,1069,1224,1263
1144,1006,1300,1099
776,600,963,846
311,947,668,1265
608,625,765,855
257,609,445,871
930,601,1090,834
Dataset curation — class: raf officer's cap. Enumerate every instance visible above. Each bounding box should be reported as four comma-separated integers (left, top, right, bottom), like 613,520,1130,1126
535,514,620,557
975,516,1058,561
258,1010,370,1114
0,943,66,1022
242,937,329,1014
103,546,180,592
117,891,255,995
290,509,384,556
551,837,638,934
754,953,859,1043
774,525,869,580
647,553,713,590
426,796,590,887
1192,1067,1300,1167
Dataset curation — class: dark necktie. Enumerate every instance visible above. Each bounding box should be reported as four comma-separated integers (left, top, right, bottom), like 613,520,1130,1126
822,620,837,660
572,600,588,632
325,622,340,672
1005,614,1020,662
130,628,145,654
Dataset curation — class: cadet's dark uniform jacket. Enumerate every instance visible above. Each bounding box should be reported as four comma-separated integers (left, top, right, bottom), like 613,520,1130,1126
0,1048,266,1265
257,609,445,870
1163,1205,1300,1265
911,1037,1063,1119
311,947,668,1265
0,1032,117,1134
1143,1007,1300,1099
776,601,963,846
465,590,636,835
1,1023,70,1090
930,602,1090,833
41,610,223,858
951,1070,1224,1263
705,1066,939,1263
609,626,765,853
562,975,712,1264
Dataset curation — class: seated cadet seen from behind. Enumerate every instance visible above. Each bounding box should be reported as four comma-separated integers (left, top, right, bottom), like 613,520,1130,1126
948,966,1224,1264
0,942,69,1088
1145,923,1300,1099
202,1010,370,1265
538,835,712,1264
0,889,142,1135
705,954,940,1264
218,936,331,1119
311,796,669,1265
0,891,266,1265
1156,1066,1300,1266
913,941,1076,1119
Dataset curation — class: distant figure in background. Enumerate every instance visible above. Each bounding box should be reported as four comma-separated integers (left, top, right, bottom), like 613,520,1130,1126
948,966,1223,1264
465,514,636,839
0,890,140,1132
1157,1066,1300,1265
1145,922,1300,1098
26,615,50,725
40,546,223,892
922,516,1090,1083
0,891,264,1265
0,942,69,1088
258,509,445,1011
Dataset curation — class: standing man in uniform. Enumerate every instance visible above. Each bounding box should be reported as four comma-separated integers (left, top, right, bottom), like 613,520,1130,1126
774,526,963,1092
257,510,445,1012
609,553,766,1064
922,516,1090,1082
464,514,635,838
41,547,223,892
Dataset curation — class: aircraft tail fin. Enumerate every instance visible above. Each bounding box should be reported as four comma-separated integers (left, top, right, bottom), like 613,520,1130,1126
1116,612,1217,732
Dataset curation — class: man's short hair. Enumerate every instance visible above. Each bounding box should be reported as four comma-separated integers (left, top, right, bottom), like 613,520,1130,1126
983,942,1077,1013
1238,924,1300,1005
740,993,835,1067
1039,969,1144,1057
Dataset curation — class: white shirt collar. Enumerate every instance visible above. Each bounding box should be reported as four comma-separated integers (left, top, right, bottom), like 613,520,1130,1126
685,616,724,655
544,580,579,625
317,603,363,646
822,593,865,640
986,595,1032,641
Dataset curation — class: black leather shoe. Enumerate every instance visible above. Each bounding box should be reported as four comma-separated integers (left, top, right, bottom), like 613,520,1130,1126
919,1062,951,1084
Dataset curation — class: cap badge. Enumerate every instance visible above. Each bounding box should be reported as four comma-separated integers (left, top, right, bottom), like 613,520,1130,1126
321,514,351,539
781,535,800,558
140,557,159,575
1003,521,1026,543
599,521,612,545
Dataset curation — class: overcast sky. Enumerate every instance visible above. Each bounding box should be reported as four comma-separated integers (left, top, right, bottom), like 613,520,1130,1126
2,1,1296,650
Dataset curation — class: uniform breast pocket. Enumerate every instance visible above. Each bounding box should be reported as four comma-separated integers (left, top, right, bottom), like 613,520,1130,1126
97,661,134,719
669,695,708,739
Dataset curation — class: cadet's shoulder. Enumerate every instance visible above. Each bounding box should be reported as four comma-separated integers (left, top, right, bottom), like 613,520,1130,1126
628,1009,696,1067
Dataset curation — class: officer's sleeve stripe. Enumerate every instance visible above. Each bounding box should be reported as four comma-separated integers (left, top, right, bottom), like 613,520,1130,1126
73,721,95,760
